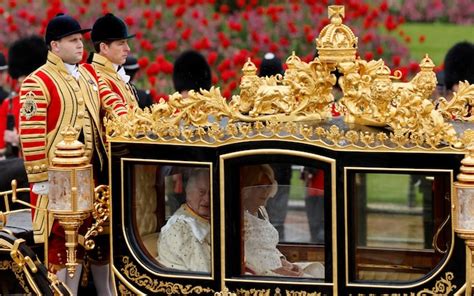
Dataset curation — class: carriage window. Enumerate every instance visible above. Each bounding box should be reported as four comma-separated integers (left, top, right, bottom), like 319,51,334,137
350,172,451,282
131,163,212,275
240,163,326,278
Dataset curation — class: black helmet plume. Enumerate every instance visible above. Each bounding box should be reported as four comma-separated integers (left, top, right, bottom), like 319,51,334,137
172,50,212,93
8,35,48,79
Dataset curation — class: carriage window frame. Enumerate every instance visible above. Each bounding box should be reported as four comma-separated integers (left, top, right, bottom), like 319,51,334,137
344,167,455,287
220,149,336,288
121,158,215,280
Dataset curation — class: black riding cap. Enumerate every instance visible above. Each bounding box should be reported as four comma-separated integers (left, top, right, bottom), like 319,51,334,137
45,13,91,45
91,13,135,43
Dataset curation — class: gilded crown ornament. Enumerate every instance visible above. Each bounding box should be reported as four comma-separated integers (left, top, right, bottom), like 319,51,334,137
316,5,358,63
105,5,474,151
242,58,258,76
285,51,300,68
51,126,89,167
456,146,474,184
420,54,435,70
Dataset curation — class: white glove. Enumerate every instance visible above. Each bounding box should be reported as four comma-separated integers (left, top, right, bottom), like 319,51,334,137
32,181,49,195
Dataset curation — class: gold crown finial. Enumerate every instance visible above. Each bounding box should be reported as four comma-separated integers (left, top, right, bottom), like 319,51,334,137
242,58,257,76
52,126,88,167
316,5,357,63
329,5,345,25
286,51,301,68
60,125,79,143
375,65,392,78
420,54,435,70
457,146,474,184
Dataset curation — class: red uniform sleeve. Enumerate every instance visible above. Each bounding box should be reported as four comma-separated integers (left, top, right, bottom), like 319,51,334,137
19,76,49,183
97,74,128,116
81,64,128,117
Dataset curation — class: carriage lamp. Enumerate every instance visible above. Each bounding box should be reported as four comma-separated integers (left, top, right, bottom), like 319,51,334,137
47,126,94,278
453,145,474,294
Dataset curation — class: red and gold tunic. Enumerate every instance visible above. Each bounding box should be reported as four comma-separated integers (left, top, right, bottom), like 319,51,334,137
19,52,127,183
91,53,138,108
19,52,127,266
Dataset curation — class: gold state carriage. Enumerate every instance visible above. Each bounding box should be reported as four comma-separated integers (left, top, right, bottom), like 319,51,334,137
2,5,474,295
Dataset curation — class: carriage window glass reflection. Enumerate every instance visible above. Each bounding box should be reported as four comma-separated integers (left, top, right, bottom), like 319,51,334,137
351,172,451,282
240,164,325,278
132,164,211,275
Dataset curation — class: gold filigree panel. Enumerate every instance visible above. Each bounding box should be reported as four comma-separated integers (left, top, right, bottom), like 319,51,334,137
216,287,237,296
415,272,456,296
274,287,321,296
233,287,321,296
120,256,214,294
11,261,30,294
235,288,271,296
106,117,469,151
0,260,30,293
284,292,321,296
351,272,456,296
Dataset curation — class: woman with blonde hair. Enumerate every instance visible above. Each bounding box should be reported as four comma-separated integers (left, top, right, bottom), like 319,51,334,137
241,164,320,277
240,164,325,277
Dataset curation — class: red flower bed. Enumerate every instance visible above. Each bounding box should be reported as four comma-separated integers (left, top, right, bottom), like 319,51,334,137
0,0,419,102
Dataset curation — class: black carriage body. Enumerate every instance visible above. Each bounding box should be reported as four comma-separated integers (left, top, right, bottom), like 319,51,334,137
109,133,466,295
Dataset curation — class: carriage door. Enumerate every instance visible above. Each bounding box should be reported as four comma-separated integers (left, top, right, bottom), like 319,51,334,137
220,149,337,295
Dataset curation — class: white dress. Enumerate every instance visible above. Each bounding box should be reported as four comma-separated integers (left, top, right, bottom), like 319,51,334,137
244,207,325,278
244,208,284,275
157,204,211,273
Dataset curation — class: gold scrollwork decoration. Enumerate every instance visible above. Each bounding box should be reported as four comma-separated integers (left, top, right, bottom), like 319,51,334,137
416,272,456,295
0,238,35,294
120,256,214,294
438,81,474,121
215,287,237,296
284,290,321,296
272,287,322,296
11,261,30,294
432,214,451,254
235,288,270,296
83,185,110,250
106,113,469,151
